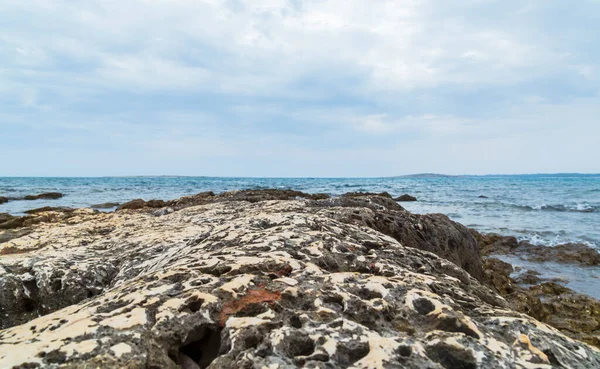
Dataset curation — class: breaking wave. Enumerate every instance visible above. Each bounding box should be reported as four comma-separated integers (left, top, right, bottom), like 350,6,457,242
510,203,598,213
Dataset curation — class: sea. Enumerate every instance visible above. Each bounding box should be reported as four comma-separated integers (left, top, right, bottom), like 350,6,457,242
2,174,599,297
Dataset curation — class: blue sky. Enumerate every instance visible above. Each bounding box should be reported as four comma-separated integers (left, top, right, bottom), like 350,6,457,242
1,0,599,177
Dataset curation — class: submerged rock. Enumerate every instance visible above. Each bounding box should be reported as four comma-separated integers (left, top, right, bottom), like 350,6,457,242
1,198,598,368
22,192,64,200
0,192,64,204
394,194,418,202
473,230,600,267
472,229,600,347
515,269,543,285
517,242,600,266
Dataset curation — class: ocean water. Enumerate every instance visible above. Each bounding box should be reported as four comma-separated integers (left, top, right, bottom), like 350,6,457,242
1,175,599,249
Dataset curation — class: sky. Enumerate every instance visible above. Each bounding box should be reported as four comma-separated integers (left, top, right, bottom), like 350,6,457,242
1,0,599,177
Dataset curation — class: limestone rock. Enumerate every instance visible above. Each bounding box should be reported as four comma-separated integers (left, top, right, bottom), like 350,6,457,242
476,239,600,347
326,204,483,280
1,200,599,368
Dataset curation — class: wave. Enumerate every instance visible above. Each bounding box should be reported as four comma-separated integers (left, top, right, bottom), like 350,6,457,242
515,233,598,249
490,228,599,248
509,203,598,213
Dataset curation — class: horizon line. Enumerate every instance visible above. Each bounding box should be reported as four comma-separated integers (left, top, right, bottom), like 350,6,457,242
1,172,599,179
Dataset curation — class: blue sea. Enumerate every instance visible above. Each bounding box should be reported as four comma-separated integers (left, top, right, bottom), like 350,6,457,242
2,175,600,297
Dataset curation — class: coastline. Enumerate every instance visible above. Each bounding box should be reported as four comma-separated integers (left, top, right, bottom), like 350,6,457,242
1,187,599,297
1,189,600,367
2,175,599,250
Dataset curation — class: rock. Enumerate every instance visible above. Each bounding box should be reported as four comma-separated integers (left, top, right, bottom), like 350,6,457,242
0,228,32,245
0,209,85,231
153,207,174,217
316,195,405,212
524,283,600,347
1,199,598,368
308,193,330,200
394,194,417,202
324,204,483,280
472,229,600,266
515,269,542,285
167,191,216,208
0,215,26,230
472,229,600,345
469,230,519,256
116,199,148,210
0,191,502,282
24,207,75,215
118,190,330,213
0,196,8,204
482,258,515,296
0,213,14,223
22,192,64,200
117,199,166,211
479,254,600,347
214,189,329,203
342,191,393,199
517,242,600,266
147,199,167,208
91,202,120,209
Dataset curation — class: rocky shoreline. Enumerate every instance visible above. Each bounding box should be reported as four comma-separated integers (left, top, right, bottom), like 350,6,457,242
0,192,64,205
1,190,599,368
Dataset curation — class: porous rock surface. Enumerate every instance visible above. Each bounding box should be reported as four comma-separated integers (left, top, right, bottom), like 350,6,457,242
321,202,483,281
0,199,599,368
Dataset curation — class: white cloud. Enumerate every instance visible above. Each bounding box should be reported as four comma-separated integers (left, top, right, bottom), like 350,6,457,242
0,0,599,175
1,0,578,94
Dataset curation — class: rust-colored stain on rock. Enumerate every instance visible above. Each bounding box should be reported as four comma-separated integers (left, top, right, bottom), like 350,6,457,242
219,288,281,326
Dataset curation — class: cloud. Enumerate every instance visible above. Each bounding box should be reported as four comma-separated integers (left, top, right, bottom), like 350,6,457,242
0,0,599,176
